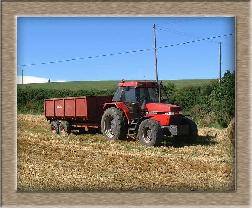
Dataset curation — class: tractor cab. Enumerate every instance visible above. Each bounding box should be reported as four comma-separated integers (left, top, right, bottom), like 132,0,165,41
111,81,161,120
112,80,159,104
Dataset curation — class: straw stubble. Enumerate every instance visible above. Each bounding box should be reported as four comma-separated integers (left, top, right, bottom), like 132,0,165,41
17,114,234,192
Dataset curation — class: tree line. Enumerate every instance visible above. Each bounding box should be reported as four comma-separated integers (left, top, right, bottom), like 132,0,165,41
17,71,235,128
163,71,235,127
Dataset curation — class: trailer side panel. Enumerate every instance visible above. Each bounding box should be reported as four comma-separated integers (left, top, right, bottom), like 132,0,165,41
55,99,64,117
45,100,55,117
44,96,112,122
76,98,87,117
65,99,75,117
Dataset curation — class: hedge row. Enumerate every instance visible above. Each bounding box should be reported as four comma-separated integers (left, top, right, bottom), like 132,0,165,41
163,71,235,127
17,71,235,127
17,87,114,114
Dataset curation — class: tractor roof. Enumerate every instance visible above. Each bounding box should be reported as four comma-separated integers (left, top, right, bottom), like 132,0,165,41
118,80,158,88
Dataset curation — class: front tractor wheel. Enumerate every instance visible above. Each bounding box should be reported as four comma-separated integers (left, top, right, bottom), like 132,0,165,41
101,107,127,140
138,119,163,147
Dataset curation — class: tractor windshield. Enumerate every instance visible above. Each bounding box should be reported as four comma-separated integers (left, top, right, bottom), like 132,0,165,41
112,87,137,103
112,87,123,101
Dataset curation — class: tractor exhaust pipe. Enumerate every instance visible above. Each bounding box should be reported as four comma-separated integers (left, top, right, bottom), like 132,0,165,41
153,24,161,103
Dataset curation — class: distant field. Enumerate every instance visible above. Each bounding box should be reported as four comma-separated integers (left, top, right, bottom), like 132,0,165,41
17,79,215,91
163,79,215,88
18,81,118,91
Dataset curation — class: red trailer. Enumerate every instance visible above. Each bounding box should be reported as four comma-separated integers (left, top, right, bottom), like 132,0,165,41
44,96,112,134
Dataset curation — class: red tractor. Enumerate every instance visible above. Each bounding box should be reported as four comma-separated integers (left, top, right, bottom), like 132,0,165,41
100,80,197,146
44,80,197,147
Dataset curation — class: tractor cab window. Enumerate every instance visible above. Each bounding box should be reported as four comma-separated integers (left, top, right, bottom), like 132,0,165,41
112,87,136,103
136,87,159,103
148,88,159,102
112,87,123,101
122,87,136,103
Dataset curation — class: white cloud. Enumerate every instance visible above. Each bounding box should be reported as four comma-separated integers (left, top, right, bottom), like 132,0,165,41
17,76,65,84
54,80,65,83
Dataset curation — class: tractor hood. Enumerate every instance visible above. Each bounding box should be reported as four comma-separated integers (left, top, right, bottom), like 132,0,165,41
145,103,181,113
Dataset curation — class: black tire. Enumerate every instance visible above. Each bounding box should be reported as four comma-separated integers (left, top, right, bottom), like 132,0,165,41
79,128,86,134
101,107,127,140
59,121,71,135
51,121,59,134
175,117,198,142
137,119,163,147
184,117,198,140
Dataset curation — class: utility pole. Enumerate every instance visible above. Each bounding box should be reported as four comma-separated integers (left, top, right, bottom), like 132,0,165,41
22,69,24,85
153,24,161,102
219,42,222,84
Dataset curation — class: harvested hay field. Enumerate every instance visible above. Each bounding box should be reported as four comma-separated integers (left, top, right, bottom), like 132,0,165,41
17,114,235,192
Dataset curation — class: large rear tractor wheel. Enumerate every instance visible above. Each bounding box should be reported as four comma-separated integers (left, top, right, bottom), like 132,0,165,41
51,121,59,134
137,119,163,147
101,107,127,140
59,121,71,136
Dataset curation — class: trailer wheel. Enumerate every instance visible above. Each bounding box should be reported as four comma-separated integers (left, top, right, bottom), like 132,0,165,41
138,119,163,147
51,121,59,134
101,107,127,140
59,121,71,135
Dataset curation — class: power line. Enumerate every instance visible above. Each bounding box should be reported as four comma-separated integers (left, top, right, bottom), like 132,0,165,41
157,25,227,82
156,33,232,49
18,48,152,69
17,33,233,70
156,25,220,44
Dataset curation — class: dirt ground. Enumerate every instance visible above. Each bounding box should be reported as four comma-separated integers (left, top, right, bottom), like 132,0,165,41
17,114,235,192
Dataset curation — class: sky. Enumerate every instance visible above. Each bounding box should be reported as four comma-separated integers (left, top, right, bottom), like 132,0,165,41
17,17,235,83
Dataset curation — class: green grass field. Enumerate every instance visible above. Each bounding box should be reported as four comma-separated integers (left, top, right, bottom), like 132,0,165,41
17,79,215,91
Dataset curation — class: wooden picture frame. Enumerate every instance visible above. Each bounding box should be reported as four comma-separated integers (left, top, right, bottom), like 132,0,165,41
1,1,250,207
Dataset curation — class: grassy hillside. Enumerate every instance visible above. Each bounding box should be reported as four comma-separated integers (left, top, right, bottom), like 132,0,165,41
163,79,215,89
17,79,215,91
18,81,118,91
